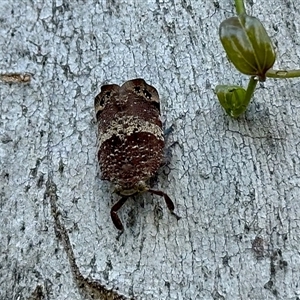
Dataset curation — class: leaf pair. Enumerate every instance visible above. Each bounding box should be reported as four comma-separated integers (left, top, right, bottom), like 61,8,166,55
216,13,276,118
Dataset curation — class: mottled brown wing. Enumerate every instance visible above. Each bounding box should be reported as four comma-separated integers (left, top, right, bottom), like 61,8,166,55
95,79,164,191
94,84,120,123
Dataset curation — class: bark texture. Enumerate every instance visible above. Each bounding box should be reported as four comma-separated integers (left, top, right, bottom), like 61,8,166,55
1,0,300,299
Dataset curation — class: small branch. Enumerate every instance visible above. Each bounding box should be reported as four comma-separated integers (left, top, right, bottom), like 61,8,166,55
244,76,258,108
0,72,31,84
234,0,246,15
266,69,300,79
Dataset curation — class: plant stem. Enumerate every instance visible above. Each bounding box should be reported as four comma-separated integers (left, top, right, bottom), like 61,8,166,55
266,69,300,79
235,0,246,15
244,76,258,107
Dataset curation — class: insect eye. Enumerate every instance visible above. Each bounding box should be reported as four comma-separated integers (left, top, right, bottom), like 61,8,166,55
96,91,111,110
142,88,160,110
143,89,152,99
99,97,105,107
134,86,141,93
94,91,111,121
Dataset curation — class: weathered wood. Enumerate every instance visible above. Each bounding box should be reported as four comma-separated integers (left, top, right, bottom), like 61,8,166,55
1,1,300,299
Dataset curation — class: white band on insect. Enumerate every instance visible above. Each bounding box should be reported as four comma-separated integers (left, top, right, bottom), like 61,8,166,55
98,115,164,148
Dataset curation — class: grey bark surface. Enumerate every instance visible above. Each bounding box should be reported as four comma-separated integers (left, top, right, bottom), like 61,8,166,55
1,0,300,299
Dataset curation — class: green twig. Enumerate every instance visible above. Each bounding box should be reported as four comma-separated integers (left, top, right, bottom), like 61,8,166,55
266,69,300,79
244,76,258,107
235,0,246,15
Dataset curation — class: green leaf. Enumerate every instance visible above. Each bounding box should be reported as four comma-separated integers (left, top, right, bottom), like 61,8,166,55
219,14,276,81
215,85,247,118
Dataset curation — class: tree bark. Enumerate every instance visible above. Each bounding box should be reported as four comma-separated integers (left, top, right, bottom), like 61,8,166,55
1,0,300,299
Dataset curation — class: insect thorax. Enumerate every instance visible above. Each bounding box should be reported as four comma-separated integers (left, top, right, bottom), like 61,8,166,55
114,180,149,197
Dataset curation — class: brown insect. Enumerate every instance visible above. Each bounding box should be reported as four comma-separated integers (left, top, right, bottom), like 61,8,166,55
94,78,179,231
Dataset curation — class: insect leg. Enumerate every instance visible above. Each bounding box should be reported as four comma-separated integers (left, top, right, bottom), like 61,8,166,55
148,189,181,220
110,197,128,231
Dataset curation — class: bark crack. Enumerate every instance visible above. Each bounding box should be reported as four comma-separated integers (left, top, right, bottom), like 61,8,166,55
45,177,135,300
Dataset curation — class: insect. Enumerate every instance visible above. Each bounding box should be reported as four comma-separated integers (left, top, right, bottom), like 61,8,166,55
94,78,180,231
